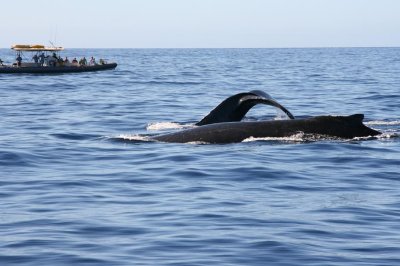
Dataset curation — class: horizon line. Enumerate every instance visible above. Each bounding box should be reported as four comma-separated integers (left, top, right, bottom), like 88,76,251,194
1,45,399,49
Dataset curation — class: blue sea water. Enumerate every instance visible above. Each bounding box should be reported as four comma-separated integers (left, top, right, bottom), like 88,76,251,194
1,48,400,265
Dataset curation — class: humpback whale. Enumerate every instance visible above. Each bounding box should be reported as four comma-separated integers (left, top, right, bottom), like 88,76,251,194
153,114,380,144
149,91,380,144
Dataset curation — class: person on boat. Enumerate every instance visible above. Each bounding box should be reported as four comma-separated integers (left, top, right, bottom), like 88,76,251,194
16,54,22,67
44,56,50,66
32,54,39,64
46,53,55,67
89,56,96,65
39,53,45,66
57,57,64,66
64,57,69,63
0,58,3,66
79,57,87,66
72,58,78,64
52,53,59,66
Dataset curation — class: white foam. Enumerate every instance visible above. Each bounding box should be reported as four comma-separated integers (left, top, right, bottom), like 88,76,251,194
115,134,152,142
376,132,399,139
242,132,307,143
273,113,291,120
186,141,210,145
365,120,400,126
146,122,193,131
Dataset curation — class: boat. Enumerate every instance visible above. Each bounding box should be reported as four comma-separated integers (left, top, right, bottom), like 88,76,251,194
0,44,117,74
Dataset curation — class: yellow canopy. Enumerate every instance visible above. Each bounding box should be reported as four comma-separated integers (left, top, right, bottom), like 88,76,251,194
11,44,64,51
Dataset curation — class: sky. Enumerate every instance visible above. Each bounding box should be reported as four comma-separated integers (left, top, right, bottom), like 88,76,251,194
1,0,399,48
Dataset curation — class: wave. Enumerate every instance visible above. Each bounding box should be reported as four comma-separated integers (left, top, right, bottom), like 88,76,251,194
374,132,399,140
51,133,100,140
129,80,201,85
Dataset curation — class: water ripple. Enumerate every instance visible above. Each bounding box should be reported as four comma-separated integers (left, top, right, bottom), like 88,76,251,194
1,48,400,266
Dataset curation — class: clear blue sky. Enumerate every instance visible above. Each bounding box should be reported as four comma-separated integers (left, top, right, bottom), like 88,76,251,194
1,0,399,48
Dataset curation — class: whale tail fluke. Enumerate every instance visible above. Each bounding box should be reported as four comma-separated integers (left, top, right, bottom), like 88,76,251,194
196,91,294,126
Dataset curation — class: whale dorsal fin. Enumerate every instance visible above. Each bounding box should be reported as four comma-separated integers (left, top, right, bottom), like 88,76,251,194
346,114,364,123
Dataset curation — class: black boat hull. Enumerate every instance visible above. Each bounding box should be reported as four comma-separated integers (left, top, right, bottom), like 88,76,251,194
0,63,117,74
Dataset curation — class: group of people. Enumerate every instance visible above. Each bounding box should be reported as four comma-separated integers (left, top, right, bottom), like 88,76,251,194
31,52,47,66
72,56,97,66
15,52,52,67
14,52,99,67
63,56,98,66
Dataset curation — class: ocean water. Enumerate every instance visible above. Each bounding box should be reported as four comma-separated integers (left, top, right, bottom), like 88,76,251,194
1,48,399,265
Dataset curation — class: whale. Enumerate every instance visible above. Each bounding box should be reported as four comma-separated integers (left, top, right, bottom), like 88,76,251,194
152,114,380,144
149,91,381,144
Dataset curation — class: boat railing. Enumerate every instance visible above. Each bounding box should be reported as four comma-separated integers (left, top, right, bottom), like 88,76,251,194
20,62,40,68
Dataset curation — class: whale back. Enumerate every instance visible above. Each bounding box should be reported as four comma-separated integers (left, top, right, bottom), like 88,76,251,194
154,114,380,143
